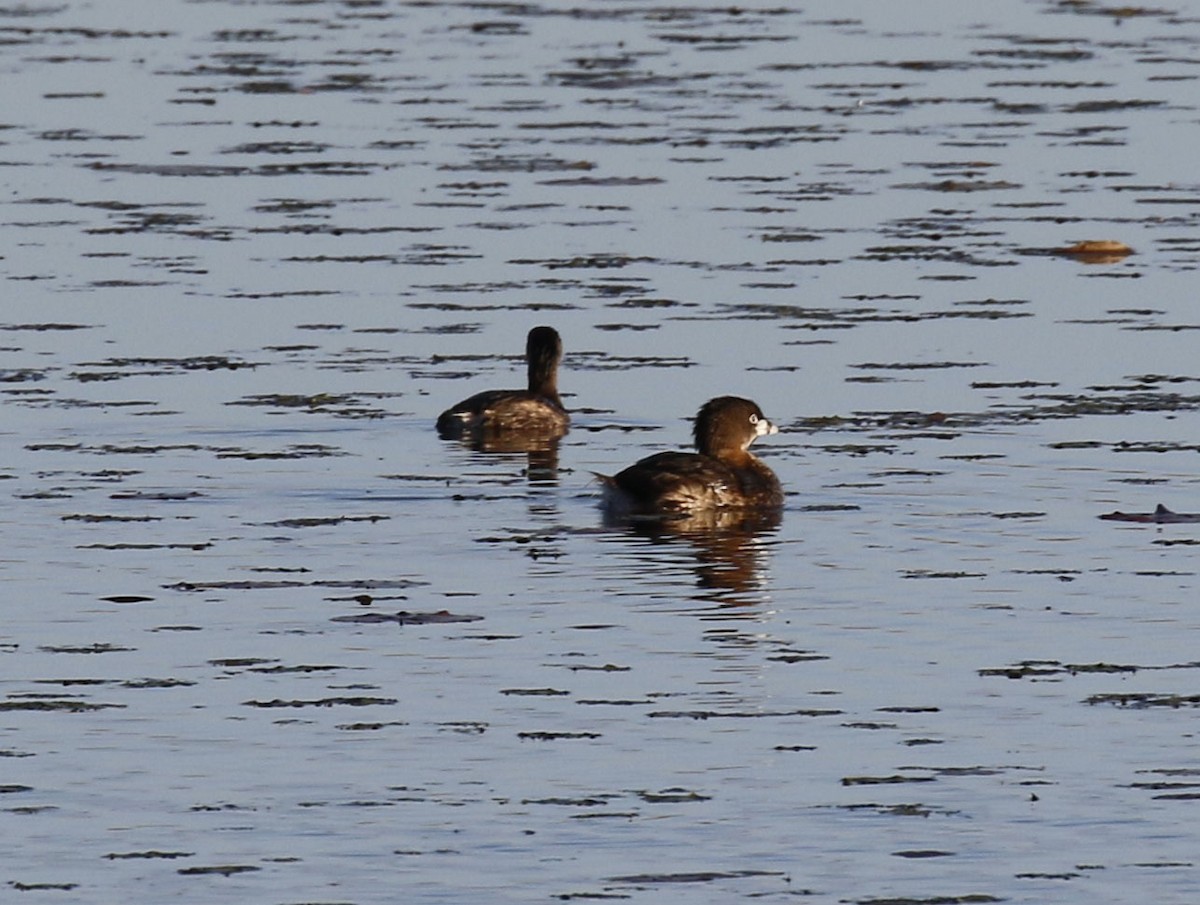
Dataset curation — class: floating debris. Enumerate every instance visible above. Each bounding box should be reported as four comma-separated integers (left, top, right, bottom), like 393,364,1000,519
1057,239,1134,263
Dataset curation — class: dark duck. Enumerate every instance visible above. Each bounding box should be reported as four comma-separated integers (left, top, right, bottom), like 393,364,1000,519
436,326,569,440
599,396,783,516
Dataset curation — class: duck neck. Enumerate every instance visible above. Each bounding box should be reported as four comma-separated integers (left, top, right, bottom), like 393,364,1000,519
709,447,753,466
528,359,560,404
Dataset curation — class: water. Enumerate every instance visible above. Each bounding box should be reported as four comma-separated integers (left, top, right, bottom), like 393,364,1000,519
2,1,1199,902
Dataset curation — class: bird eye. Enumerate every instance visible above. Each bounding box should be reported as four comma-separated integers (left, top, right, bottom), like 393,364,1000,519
749,414,758,424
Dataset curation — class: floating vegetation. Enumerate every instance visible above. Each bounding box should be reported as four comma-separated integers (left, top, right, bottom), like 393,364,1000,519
109,491,203,501
0,323,93,332
37,643,134,654
648,708,842,720
0,699,125,713
64,515,161,524
225,392,395,419
790,385,1200,437
121,678,196,689
1086,693,1200,709
215,443,347,460
852,361,987,371
570,351,694,371
607,869,785,884
79,541,213,551
88,159,389,177
331,610,483,625
766,650,829,663
209,658,277,668
264,515,389,528
509,254,656,271
523,795,617,807
439,722,488,734
500,687,570,696
165,578,425,592
834,802,959,819
891,179,1022,193
337,720,408,731
245,664,344,674
981,659,1200,679
71,356,258,381
0,368,49,382
177,865,261,877
242,697,399,708
903,570,987,579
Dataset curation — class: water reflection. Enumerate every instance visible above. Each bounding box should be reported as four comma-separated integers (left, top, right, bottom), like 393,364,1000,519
441,435,562,486
605,508,781,608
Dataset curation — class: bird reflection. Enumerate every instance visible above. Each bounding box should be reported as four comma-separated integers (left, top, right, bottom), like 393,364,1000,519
605,507,781,607
446,433,562,486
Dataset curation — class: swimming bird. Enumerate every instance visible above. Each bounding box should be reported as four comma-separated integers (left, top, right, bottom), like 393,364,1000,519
598,396,782,515
436,326,569,440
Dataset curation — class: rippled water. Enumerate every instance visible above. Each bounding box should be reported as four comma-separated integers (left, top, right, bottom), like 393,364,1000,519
3,1,1200,902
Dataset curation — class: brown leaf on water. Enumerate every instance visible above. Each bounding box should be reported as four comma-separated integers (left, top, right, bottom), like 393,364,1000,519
1058,239,1134,263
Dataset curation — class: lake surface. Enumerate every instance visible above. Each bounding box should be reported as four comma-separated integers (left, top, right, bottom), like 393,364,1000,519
2,1,1199,902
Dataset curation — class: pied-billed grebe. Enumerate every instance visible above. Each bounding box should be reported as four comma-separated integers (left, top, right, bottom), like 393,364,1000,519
436,326,569,439
599,396,783,514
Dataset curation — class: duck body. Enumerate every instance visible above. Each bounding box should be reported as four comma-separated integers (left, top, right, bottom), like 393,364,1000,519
436,388,568,437
600,396,782,516
436,326,569,440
